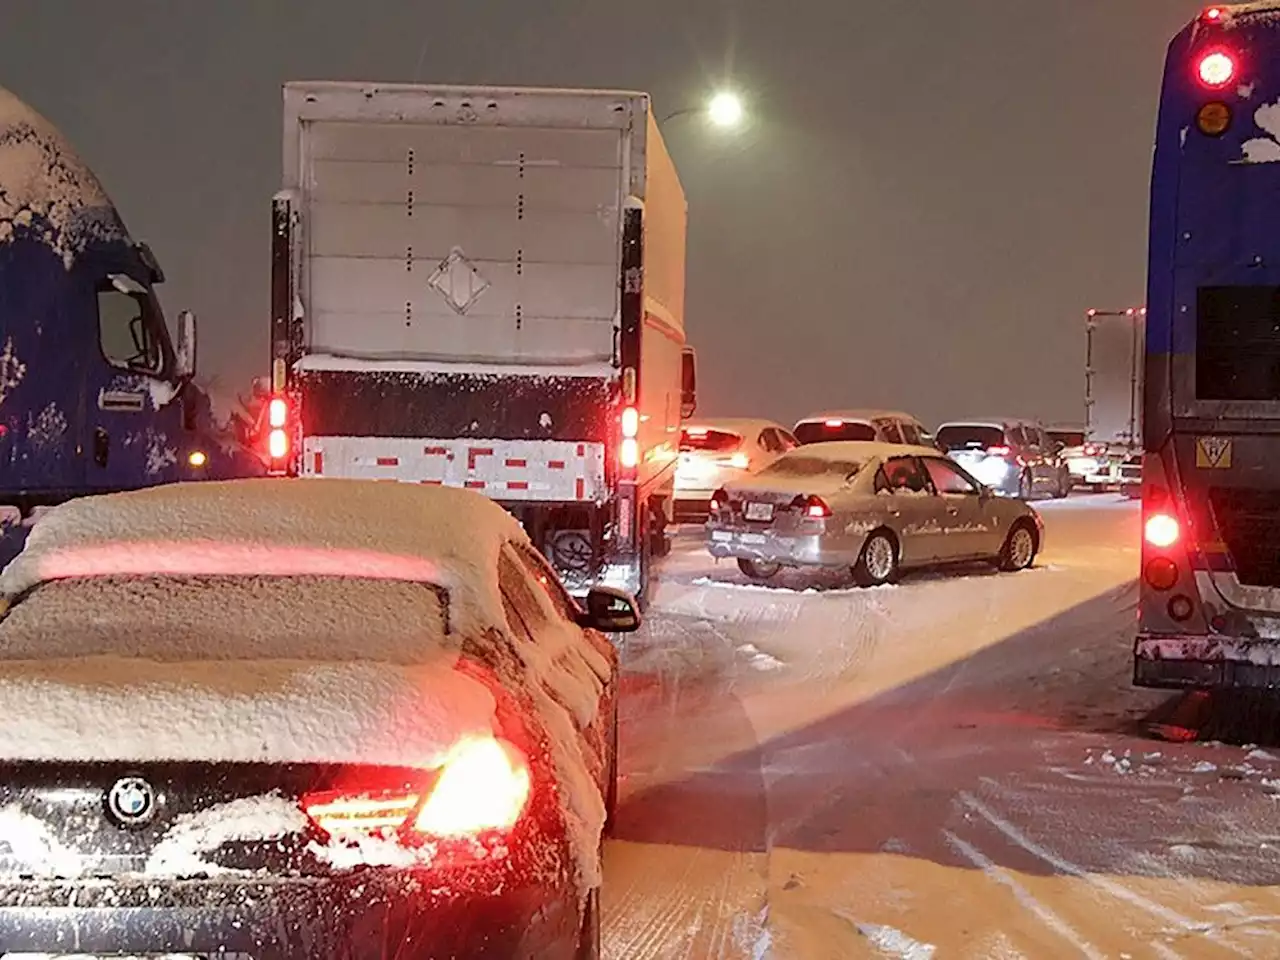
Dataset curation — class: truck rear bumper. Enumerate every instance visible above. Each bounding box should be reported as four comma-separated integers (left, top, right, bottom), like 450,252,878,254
1135,634,1280,690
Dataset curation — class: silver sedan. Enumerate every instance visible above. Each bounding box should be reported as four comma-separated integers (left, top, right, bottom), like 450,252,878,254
705,441,1044,586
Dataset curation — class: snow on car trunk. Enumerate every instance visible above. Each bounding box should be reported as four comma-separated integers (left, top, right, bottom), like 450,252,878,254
0,479,612,888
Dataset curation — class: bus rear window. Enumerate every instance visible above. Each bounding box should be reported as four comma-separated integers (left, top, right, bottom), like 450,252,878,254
680,428,742,453
794,420,876,444
1197,286,1280,401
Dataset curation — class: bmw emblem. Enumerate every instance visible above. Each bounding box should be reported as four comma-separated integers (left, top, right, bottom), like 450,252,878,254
106,776,156,826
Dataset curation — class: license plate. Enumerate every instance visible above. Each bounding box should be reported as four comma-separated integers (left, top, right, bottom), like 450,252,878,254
739,533,767,545
744,501,774,522
711,531,732,542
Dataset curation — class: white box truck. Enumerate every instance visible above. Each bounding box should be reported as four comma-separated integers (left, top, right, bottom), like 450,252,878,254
266,82,697,601
1081,308,1145,493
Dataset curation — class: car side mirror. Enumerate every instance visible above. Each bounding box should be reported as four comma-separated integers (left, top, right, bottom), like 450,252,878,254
174,310,197,381
577,586,641,633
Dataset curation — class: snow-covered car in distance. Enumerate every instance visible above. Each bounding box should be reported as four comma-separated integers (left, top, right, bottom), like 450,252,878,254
674,418,798,522
707,441,1043,586
792,409,930,447
0,478,638,959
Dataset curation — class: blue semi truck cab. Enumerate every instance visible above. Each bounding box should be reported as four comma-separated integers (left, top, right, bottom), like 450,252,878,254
0,85,257,566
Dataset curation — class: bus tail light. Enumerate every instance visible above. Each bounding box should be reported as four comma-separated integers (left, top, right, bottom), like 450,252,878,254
1144,513,1180,549
1197,49,1236,88
1144,556,1179,591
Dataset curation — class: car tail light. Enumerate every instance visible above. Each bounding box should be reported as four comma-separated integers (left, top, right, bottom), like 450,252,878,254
414,737,531,837
302,736,531,842
1083,443,1102,457
824,418,844,428
792,494,831,518
1203,6,1225,21
987,445,1010,456
1145,512,1180,548
727,452,749,469
1197,49,1236,88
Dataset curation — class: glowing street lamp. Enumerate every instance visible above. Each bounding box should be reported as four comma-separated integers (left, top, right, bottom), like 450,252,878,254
707,91,744,128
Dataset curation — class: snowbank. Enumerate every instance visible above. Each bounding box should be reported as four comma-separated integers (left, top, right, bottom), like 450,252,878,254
0,479,611,887
0,85,126,267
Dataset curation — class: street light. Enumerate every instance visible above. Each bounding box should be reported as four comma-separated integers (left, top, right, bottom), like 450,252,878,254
659,90,746,128
707,91,744,128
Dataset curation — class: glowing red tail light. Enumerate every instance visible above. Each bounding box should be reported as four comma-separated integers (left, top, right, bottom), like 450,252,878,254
1144,512,1180,549
619,405,640,470
1203,6,1225,22
302,736,531,841
1197,49,1236,88
987,445,1011,456
793,494,831,518
824,418,844,428
268,397,288,429
266,395,291,462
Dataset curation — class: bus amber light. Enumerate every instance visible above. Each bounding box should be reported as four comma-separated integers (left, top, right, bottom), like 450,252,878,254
1144,513,1180,549
1197,50,1236,88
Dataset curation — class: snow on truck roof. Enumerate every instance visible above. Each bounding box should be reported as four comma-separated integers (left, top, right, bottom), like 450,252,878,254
0,85,126,267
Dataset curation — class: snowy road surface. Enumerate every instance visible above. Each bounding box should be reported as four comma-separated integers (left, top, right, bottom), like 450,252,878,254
603,494,1280,959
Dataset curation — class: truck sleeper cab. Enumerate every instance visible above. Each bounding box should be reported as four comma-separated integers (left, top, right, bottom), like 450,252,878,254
0,85,248,567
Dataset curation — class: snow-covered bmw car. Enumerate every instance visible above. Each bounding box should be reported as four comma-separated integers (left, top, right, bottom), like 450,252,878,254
707,441,1043,585
0,479,637,959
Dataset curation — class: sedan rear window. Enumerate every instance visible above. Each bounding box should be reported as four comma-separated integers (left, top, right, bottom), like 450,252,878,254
794,420,877,445
680,428,743,452
936,425,1005,451
759,455,864,479
0,575,452,664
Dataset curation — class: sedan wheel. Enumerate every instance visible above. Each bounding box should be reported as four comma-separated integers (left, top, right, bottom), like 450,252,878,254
999,522,1038,572
853,531,898,587
737,558,781,581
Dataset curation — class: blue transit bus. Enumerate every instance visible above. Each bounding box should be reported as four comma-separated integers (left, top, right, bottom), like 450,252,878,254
1136,3,1280,690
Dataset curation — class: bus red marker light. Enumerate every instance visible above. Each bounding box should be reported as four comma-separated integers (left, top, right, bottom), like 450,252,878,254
1197,50,1236,89
1145,513,1180,549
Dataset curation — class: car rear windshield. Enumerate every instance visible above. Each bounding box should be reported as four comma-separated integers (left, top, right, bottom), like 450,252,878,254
680,428,743,452
794,420,877,444
1196,285,1280,401
759,456,864,479
0,575,453,664
937,425,1005,450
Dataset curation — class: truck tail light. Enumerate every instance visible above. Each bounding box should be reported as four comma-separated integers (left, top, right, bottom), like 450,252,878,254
268,429,289,460
268,397,288,429
725,452,750,469
618,405,639,471
1144,512,1180,549
303,736,530,841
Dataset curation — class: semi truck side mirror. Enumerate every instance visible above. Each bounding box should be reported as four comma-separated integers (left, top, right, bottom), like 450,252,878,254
680,347,697,419
175,310,197,380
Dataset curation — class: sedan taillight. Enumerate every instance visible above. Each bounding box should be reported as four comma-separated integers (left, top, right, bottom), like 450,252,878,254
792,494,831,518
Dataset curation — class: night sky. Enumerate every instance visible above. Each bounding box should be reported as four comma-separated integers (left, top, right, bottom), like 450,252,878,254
2,1,1205,428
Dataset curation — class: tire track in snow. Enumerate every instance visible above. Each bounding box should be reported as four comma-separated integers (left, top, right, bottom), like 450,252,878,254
957,791,1240,953
943,830,1106,959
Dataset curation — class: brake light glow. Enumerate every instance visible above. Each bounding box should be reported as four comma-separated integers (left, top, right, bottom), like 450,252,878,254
987,445,1011,456
728,452,750,469
304,790,421,838
824,419,844,428
793,494,831,519
1203,6,1224,21
621,406,639,439
268,397,288,429
414,736,531,837
1144,512,1180,549
268,428,289,460
620,438,639,468
303,737,531,842
1197,50,1236,88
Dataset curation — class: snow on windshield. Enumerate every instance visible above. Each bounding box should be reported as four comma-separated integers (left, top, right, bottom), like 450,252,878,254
0,85,126,267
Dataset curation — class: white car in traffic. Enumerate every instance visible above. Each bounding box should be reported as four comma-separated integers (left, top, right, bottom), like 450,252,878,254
674,419,798,522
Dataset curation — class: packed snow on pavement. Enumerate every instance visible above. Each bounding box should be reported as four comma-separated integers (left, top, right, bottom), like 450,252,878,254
603,495,1280,958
